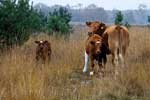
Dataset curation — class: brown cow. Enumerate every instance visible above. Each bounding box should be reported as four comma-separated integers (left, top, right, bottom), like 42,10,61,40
83,34,109,76
83,21,130,75
35,40,51,63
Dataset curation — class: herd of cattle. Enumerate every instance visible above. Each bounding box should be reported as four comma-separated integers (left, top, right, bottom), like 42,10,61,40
35,21,130,77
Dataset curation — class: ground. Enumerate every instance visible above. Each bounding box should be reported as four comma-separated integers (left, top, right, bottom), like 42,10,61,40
0,25,150,100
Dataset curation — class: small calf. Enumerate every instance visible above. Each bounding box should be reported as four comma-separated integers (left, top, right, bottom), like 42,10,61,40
35,40,51,63
83,34,109,77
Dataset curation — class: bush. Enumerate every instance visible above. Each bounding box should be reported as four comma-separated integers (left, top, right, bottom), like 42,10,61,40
0,0,44,47
124,21,131,29
47,7,72,37
115,11,123,25
115,11,131,29
148,16,150,25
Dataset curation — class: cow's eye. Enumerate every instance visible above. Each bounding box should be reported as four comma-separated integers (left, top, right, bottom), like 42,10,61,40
90,41,95,45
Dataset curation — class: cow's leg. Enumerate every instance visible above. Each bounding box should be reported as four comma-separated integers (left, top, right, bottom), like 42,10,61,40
36,55,40,62
103,55,107,76
112,50,119,76
42,56,46,64
98,59,104,77
48,52,51,61
83,51,89,73
103,55,107,67
119,53,125,66
90,56,94,76
36,55,39,61
119,47,127,70
112,49,119,67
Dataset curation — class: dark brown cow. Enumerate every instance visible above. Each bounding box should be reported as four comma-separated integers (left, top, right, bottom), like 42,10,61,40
35,40,51,63
83,34,109,76
83,21,130,75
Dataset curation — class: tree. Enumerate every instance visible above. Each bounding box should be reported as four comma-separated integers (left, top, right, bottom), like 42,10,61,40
47,7,72,37
115,11,123,25
124,21,131,29
148,16,150,24
0,0,44,47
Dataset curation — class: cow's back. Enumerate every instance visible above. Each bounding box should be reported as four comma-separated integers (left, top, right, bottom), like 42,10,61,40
103,25,129,54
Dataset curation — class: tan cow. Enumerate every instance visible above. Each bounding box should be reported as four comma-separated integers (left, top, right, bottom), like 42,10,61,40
83,21,130,74
35,40,51,63
83,34,110,76
103,25,130,67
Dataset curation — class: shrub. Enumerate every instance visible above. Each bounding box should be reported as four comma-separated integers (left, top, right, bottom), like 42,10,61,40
124,21,131,29
115,11,123,25
47,7,72,37
115,11,131,29
0,0,44,47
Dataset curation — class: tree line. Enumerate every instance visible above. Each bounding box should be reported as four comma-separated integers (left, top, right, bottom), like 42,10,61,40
35,3,150,25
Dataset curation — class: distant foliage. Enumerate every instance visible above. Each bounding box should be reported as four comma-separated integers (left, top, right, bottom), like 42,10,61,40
0,0,44,47
148,16,150,24
115,11,123,25
47,7,72,37
124,21,131,29
115,11,131,29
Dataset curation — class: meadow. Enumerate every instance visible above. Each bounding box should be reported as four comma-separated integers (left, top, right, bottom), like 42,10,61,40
0,26,150,100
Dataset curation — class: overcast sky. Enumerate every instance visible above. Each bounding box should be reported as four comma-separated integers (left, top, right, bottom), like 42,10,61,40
31,0,150,10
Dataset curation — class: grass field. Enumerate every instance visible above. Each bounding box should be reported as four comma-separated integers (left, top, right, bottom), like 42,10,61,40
0,26,150,100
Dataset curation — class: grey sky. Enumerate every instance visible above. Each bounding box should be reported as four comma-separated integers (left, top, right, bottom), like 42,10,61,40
32,0,150,10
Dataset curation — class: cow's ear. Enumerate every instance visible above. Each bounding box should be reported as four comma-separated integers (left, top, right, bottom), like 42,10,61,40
90,41,95,45
86,21,91,26
35,41,40,44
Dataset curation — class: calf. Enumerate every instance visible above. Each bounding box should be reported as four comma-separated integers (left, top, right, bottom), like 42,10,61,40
83,34,109,76
35,40,51,63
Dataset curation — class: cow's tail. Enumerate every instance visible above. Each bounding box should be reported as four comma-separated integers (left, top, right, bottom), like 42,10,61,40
115,25,123,56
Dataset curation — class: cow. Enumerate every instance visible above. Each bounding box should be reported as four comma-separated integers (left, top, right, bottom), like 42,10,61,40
35,40,51,63
83,21,130,75
103,25,130,67
83,34,110,76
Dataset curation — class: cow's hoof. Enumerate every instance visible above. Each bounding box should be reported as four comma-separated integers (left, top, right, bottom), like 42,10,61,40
90,71,94,76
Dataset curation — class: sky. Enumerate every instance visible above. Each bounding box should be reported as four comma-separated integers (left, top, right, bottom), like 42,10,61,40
31,0,150,10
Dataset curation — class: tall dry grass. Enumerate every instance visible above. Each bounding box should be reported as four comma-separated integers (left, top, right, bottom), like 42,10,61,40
0,26,150,100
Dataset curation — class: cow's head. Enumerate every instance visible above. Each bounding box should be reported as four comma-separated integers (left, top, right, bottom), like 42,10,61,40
35,40,48,50
86,21,106,36
89,34,103,54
